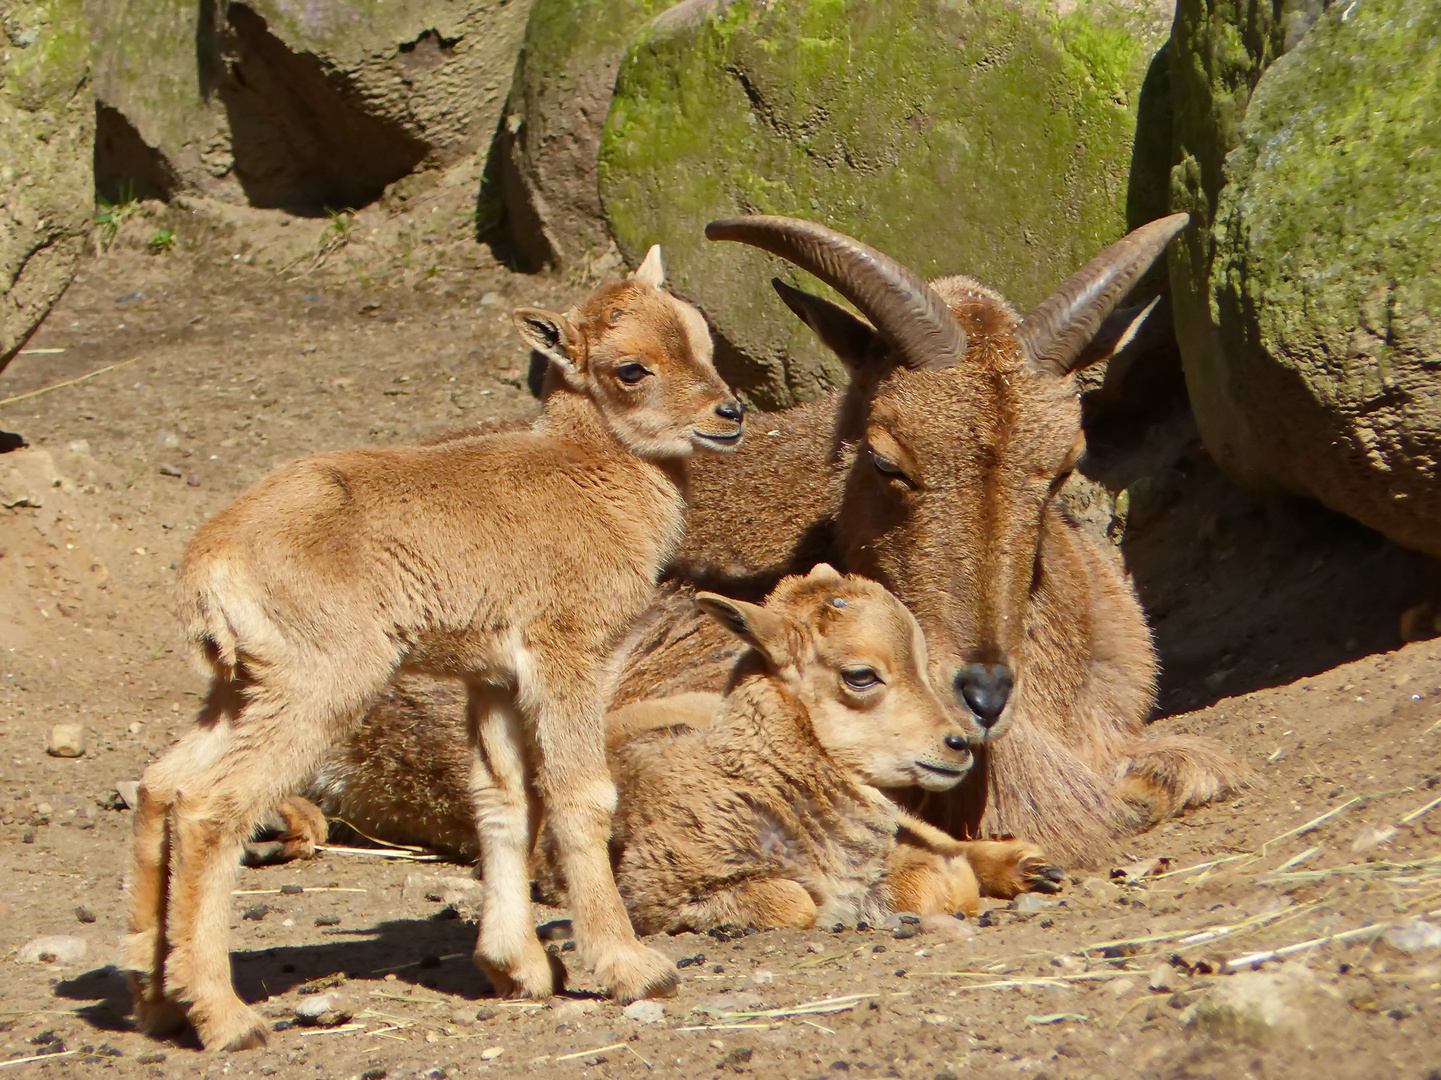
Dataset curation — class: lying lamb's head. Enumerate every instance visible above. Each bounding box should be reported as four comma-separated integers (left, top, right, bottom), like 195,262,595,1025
706,215,1186,742
695,563,970,792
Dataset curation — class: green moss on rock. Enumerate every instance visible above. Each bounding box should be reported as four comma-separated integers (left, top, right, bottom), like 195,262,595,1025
1200,0,1441,556
1,0,93,369
599,0,1170,406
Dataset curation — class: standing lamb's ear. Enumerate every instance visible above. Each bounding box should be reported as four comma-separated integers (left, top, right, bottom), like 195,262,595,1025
803,562,844,584
632,244,665,288
513,307,584,385
695,592,795,670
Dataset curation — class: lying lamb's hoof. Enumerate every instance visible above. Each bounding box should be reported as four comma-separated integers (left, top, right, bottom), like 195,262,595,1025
1023,858,1065,894
599,944,679,1004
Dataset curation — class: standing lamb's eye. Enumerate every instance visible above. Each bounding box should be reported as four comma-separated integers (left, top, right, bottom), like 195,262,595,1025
617,362,651,385
842,667,881,690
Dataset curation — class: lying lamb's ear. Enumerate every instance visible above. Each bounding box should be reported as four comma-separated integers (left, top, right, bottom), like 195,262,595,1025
632,244,665,288
695,592,793,668
772,279,885,376
513,307,583,384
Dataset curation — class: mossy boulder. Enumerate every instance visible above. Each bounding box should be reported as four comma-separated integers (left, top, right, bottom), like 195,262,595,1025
1166,0,1320,431
1196,0,1441,557
599,0,1173,407
90,0,531,212
0,0,93,371
496,0,671,270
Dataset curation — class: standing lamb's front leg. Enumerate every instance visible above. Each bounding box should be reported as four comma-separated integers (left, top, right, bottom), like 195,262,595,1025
467,684,558,998
527,660,677,1003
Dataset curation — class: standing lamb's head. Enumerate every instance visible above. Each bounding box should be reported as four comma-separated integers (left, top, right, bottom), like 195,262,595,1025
514,244,745,459
695,563,971,791
706,215,1186,742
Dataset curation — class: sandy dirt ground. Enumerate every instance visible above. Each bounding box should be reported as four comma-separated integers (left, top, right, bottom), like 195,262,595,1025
1,201,1439,1080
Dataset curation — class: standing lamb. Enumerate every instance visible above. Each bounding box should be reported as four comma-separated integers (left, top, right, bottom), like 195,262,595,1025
121,248,745,1050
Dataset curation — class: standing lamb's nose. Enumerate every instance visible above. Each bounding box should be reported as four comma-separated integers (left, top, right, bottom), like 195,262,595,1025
955,663,1014,728
715,401,744,423
943,733,968,752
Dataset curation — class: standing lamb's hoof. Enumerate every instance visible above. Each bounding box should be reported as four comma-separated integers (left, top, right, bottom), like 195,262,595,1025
131,987,188,1038
475,943,563,1000
195,1001,269,1051
597,944,679,1004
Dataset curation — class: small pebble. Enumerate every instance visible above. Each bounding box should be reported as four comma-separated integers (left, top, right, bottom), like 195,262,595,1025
280,883,303,895
622,999,665,1024
74,906,97,924
17,935,88,964
315,914,341,927
474,1006,497,1022
294,992,352,1027
242,903,269,921
480,1046,505,1060
46,724,86,758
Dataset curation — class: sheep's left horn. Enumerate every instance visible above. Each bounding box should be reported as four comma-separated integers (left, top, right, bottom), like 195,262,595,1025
705,215,966,371
1016,213,1189,377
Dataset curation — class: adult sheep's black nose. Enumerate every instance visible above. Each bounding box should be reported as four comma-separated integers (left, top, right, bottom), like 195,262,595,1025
955,663,1014,728
943,733,968,752
715,401,744,423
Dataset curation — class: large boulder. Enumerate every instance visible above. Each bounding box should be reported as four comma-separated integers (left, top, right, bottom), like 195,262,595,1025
1190,0,1441,557
496,0,669,270
90,0,532,212
598,0,1174,406
1166,0,1317,442
0,0,93,371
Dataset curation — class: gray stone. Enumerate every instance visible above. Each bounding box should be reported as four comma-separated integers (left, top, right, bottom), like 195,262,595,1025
1382,919,1441,955
89,0,532,212
1186,962,1323,1047
294,991,352,1027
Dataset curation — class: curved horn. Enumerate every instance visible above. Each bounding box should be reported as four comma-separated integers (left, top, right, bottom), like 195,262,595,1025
1015,213,1189,377
705,215,965,370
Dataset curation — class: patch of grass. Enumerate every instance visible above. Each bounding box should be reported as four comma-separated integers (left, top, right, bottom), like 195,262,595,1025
317,207,357,259
93,183,139,253
146,228,177,254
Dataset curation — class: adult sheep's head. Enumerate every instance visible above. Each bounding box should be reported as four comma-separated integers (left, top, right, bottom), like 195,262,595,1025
706,214,1186,742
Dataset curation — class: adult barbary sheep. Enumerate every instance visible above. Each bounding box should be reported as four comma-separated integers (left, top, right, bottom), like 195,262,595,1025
121,248,744,1050
605,565,1062,933
291,214,1248,866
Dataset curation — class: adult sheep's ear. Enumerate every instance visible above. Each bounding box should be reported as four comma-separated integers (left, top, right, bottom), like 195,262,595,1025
771,279,886,377
632,244,665,287
695,592,794,669
513,307,583,384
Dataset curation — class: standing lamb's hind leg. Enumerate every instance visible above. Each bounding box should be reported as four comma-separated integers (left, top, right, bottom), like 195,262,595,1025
467,684,558,998
155,672,381,1050
528,668,677,1003
124,678,244,1037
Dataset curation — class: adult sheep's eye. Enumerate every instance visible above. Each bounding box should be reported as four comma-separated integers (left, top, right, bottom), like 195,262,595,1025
870,451,905,478
617,362,651,385
842,667,881,690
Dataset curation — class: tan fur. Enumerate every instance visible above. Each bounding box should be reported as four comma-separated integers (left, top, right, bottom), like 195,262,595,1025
591,566,1060,933
121,251,743,1050
302,247,1248,869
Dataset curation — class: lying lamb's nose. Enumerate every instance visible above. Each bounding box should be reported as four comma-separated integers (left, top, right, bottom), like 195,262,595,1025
943,733,968,752
715,401,744,423
955,663,1014,728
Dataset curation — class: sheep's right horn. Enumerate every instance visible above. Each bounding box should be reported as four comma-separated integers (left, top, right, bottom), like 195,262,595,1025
705,216,966,371
1016,213,1189,377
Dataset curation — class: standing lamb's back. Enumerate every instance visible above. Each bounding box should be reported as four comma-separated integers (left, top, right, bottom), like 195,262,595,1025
122,248,745,1051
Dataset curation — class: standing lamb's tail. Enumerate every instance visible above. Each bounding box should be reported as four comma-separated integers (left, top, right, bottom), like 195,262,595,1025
1112,732,1253,826
175,556,275,679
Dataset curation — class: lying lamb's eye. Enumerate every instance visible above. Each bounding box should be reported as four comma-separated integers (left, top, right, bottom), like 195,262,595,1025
842,667,881,690
870,451,905,478
617,362,651,385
